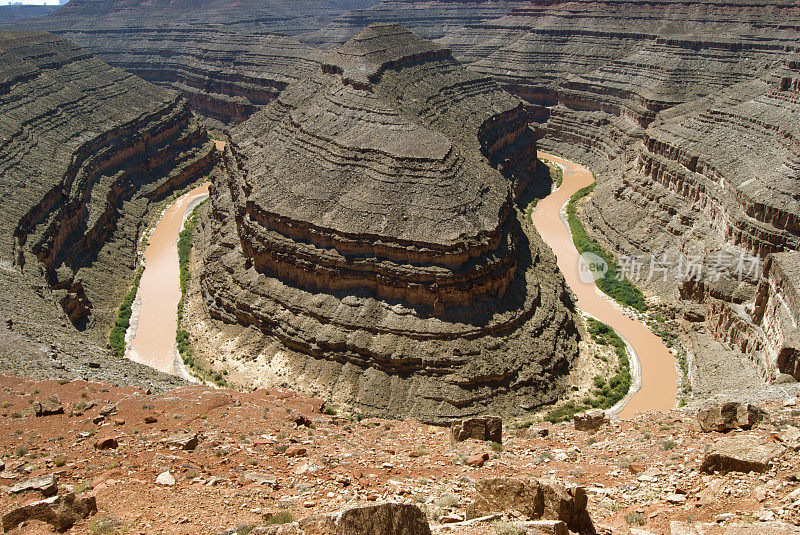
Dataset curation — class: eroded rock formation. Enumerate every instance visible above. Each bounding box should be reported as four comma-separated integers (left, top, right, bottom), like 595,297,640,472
197,24,579,422
0,31,215,335
6,0,382,126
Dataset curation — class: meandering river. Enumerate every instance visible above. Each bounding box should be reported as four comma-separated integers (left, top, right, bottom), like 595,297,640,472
531,152,677,417
124,149,676,416
126,183,209,378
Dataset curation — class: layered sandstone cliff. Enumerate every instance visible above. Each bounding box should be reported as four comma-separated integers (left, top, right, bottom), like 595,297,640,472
5,0,382,126
197,24,579,422
0,31,216,335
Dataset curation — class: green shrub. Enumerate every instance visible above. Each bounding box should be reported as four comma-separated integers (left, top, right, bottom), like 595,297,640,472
264,511,293,525
545,318,631,422
566,184,647,311
108,267,143,357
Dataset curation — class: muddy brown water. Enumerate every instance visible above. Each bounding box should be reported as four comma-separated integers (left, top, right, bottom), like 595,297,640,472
531,152,677,417
127,184,209,376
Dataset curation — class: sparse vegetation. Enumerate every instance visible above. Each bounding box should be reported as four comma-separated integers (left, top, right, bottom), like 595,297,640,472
108,267,143,357
545,318,631,422
566,183,647,311
264,511,293,525
625,512,647,526
174,201,228,387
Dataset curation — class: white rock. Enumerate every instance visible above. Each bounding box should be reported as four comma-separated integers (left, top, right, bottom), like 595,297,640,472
155,471,175,486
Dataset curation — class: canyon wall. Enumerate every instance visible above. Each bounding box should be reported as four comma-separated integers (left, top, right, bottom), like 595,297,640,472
0,31,215,344
5,0,383,126
196,24,579,422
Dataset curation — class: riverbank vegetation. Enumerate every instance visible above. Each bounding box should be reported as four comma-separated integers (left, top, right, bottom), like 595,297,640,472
108,267,144,357
545,317,632,423
566,183,647,311
176,202,228,388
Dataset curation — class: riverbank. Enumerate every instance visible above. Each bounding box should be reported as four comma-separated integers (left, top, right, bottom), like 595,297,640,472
532,152,677,418
125,184,209,378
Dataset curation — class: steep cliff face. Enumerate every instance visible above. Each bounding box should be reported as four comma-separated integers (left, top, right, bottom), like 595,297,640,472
197,24,579,422
0,31,216,334
51,30,324,127
752,253,800,380
5,0,383,126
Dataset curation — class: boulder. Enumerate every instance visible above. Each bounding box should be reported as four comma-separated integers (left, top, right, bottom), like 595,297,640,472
254,503,431,534
4,473,58,497
574,409,608,431
94,436,119,450
528,520,568,535
1,492,96,532
285,446,307,457
34,394,64,416
722,522,800,534
450,416,502,443
163,432,199,451
701,436,783,474
776,425,800,450
697,402,767,432
466,477,594,534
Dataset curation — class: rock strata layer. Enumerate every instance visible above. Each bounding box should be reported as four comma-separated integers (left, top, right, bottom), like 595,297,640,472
0,32,215,389
0,31,216,332
198,24,579,422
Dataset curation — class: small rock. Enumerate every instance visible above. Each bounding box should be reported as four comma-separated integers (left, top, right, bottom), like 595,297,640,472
93,436,119,450
285,446,306,457
294,414,313,427
35,394,64,416
666,493,687,504
450,416,502,443
144,415,158,424
528,520,568,535
163,432,199,451
466,452,490,467
628,462,646,474
155,471,175,486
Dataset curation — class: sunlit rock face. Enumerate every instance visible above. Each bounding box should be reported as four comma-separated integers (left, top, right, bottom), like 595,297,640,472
199,24,580,423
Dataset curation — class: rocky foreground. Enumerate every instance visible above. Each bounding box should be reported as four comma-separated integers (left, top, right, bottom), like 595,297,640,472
2,374,800,534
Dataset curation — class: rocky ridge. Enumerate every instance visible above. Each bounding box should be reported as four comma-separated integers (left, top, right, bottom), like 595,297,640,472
195,24,579,423
0,31,215,391
5,0,383,127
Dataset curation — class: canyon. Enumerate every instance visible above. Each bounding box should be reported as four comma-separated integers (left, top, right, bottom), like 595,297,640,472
0,30,214,390
0,0,796,424
194,24,580,423
0,2,799,534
